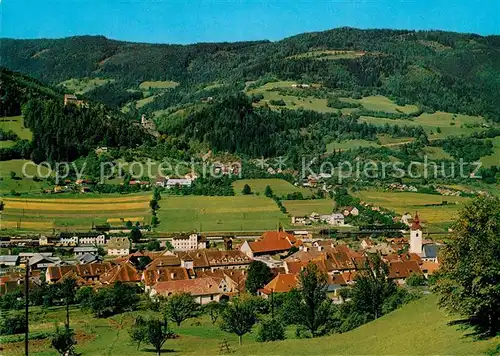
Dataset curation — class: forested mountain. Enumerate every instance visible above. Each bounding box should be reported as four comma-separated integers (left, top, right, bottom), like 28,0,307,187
2,28,500,122
0,67,62,116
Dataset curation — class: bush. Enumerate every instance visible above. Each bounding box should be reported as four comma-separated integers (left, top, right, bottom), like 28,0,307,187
0,312,26,335
256,318,286,342
406,272,426,287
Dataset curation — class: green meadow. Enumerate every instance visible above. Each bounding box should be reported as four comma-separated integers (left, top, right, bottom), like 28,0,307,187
3,295,498,355
155,195,288,232
232,178,312,198
58,78,113,94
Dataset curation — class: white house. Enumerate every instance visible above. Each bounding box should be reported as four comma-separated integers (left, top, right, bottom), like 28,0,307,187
171,233,205,251
106,237,131,256
59,235,79,246
342,206,359,217
79,234,106,246
320,213,345,226
166,178,192,189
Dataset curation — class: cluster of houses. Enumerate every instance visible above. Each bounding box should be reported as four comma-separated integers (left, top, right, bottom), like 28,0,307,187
291,206,359,226
1,214,440,304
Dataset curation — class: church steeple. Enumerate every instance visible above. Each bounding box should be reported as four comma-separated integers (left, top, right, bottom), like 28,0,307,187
409,212,423,255
411,212,421,231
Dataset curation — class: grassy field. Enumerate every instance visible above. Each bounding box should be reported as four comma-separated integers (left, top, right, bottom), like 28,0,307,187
0,116,32,141
232,179,312,198
4,294,498,355
156,195,287,232
138,80,179,90
58,78,113,94
326,139,378,152
287,49,365,60
0,160,53,194
283,199,335,216
352,190,471,225
1,193,151,232
239,294,500,355
361,111,488,139
341,95,419,114
481,136,500,167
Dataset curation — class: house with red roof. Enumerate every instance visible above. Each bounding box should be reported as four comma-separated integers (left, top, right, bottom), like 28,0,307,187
240,231,299,258
258,273,298,297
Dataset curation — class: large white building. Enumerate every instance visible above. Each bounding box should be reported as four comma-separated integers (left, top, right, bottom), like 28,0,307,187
171,233,205,251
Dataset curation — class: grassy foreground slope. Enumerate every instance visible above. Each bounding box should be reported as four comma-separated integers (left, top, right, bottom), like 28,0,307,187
239,294,499,355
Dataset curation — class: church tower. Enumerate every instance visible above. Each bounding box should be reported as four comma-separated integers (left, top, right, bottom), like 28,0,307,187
409,212,423,255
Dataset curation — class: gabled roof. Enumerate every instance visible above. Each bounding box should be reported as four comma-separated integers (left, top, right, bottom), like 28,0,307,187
196,269,247,292
46,263,113,282
142,266,190,286
248,231,295,254
261,273,298,294
387,260,422,279
152,277,224,296
100,262,141,284
176,250,251,268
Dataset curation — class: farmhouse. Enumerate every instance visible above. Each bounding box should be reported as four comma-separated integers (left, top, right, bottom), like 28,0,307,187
166,178,192,189
240,231,299,259
106,237,131,256
150,277,230,304
342,206,359,216
320,213,345,226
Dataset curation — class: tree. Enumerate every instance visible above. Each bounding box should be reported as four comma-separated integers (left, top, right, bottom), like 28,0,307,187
350,254,396,320
51,325,77,355
204,301,225,325
75,286,93,310
164,292,197,326
433,196,500,336
150,198,160,211
245,261,273,294
130,226,142,243
406,272,426,287
256,318,286,342
59,276,77,328
145,318,172,356
220,298,257,345
129,315,148,350
242,184,252,195
264,185,273,198
146,239,161,251
153,188,162,201
151,215,160,228
9,171,16,179
295,263,333,337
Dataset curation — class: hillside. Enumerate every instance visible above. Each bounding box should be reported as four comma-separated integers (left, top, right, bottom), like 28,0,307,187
2,28,500,122
4,294,498,355
0,67,62,117
238,294,499,355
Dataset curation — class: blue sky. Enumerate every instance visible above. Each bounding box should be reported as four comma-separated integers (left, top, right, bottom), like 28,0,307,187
1,0,498,44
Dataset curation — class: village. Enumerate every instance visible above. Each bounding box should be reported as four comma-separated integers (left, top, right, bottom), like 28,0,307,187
0,212,439,305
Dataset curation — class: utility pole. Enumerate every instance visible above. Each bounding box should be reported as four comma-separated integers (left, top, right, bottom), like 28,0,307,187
271,289,274,319
24,264,30,356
